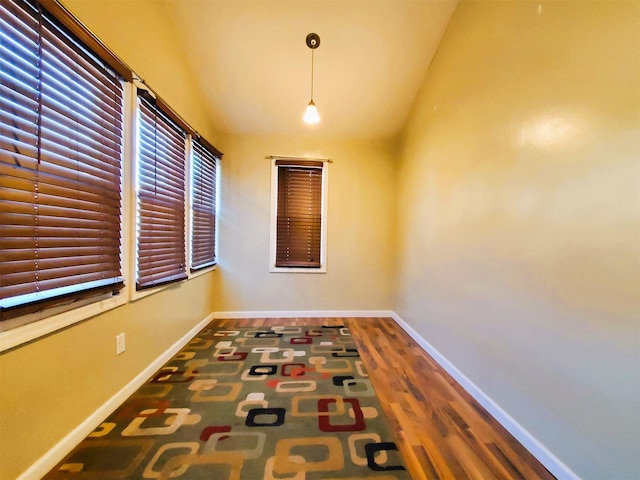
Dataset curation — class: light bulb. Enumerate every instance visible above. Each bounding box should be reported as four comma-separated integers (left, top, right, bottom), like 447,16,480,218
303,100,320,124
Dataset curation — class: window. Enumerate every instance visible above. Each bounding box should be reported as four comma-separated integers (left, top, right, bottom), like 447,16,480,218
0,0,124,321
270,159,328,272
0,0,222,349
190,137,219,271
136,93,187,290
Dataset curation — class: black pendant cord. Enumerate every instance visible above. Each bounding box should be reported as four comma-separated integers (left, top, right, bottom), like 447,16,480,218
305,32,320,103
310,48,314,101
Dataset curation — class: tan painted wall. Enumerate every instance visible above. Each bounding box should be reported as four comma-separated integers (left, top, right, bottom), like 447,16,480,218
211,133,397,312
3,0,638,478
0,4,397,477
62,0,223,145
395,1,640,478
0,276,216,479
0,2,222,478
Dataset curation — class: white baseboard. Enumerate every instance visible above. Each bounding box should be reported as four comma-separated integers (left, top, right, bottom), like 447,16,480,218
18,313,215,480
389,312,580,480
21,309,578,480
211,310,395,319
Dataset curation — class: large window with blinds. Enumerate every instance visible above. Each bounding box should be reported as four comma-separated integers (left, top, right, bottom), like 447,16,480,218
0,0,222,346
190,138,218,271
136,94,187,290
270,159,327,272
0,0,124,321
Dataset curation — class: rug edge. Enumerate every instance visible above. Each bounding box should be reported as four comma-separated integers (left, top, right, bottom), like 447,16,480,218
17,314,215,480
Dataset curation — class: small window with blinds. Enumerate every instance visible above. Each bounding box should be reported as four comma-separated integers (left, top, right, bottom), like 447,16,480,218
136,94,187,290
190,138,218,271
270,159,327,272
0,0,124,321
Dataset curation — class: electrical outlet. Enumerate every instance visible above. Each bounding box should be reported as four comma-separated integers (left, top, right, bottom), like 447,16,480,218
116,333,126,355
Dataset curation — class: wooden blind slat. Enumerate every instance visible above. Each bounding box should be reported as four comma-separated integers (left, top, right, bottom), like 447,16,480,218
1,164,121,204
1,245,120,262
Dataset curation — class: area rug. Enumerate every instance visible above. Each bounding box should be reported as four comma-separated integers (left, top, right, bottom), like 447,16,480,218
44,324,410,479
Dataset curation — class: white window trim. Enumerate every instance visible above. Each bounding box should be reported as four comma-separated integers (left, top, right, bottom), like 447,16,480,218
0,294,128,352
269,158,328,273
186,140,219,279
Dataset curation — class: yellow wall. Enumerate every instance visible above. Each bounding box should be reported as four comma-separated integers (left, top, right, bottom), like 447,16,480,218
395,1,640,479
0,276,216,479
0,2,222,478
61,0,223,146
0,2,397,478
2,0,639,478
211,133,397,312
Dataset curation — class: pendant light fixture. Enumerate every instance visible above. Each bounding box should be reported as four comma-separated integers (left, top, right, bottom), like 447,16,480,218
303,33,320,124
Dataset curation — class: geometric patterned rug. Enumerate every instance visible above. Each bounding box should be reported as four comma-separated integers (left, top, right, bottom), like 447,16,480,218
43,324,410,479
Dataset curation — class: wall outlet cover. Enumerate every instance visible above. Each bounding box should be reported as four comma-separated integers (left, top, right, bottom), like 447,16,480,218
116,333,126,355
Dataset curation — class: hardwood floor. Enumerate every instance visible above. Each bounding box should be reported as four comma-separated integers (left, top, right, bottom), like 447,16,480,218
213,317,556,480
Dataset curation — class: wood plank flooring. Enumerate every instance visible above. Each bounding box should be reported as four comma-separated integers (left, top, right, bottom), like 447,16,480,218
213,317,555,480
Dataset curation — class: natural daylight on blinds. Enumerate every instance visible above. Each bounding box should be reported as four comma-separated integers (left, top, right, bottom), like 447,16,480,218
0,0,221,327
0,0,124,321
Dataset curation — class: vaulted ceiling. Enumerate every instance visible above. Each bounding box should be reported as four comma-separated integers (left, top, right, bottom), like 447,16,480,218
162,0,458,138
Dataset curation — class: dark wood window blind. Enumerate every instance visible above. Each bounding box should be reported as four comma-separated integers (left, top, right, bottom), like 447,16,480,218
190,138,217,271
0,0,124,320
136,94,187,289
275,160,323,268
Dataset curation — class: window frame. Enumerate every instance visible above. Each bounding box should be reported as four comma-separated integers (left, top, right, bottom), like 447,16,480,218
0,0,130,347
0,0,127,311
188,137,219,274
0,1,222,351
134,92,188,292
0,78,134,351
269,158,328,273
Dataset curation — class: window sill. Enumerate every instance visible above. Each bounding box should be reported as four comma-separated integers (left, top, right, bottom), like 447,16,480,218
269,266,327,274
0,294,128,353
0,266,218,353
190,264,217,279
129,265,216,302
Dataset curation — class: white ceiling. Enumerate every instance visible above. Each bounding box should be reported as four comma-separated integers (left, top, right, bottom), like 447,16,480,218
163,0,458,138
